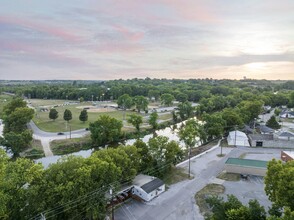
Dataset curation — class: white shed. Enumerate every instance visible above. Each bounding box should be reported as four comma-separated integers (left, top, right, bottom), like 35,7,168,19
132,174,165,202
227,130,250,147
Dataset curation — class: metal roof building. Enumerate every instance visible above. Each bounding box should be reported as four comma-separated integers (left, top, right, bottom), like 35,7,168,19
224,158,268,176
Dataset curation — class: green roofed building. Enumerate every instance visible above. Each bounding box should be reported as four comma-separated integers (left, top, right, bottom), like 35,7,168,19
224,158,268,176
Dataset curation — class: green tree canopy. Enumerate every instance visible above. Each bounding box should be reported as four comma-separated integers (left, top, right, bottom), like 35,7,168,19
127,114,143,132
161,93,175,106
63,109,72,122
266,116,281,129
89,115,122,146
133,96,149,113
265,159,294,211
79,109,88,123
148,111,158,131
49,108,58,121
117,94,133,110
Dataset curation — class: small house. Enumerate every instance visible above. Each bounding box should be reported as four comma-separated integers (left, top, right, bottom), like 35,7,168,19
281,151,294,162
132,174,165,202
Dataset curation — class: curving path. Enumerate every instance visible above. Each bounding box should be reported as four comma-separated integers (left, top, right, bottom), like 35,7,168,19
28,121,89,157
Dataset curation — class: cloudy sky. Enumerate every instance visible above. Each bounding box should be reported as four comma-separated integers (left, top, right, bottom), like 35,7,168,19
0,0,293,80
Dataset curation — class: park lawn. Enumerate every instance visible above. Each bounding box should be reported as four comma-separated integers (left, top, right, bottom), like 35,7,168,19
29,99,69,107
33,103,141,132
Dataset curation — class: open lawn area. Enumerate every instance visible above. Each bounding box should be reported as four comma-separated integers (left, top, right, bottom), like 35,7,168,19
32,100,144,132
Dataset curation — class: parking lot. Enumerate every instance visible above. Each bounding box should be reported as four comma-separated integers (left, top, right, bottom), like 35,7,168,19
223,175,272,210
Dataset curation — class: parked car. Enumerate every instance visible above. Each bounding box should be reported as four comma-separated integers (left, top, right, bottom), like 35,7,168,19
57,132,64,135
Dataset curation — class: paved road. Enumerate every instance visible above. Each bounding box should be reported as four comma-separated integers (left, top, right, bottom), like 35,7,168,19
114,145,282,220
28,121,89,157
115,143,235,220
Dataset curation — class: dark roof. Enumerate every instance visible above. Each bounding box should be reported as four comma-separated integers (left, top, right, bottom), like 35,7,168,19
258,125,274,133
141,178,164,193
279,131,294,137
225,158,268,169
249,134,273,141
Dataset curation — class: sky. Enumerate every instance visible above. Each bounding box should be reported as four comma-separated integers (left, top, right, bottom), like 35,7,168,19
0,0,293,80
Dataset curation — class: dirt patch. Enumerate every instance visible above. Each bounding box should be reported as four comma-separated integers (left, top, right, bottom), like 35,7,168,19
76,105,116,113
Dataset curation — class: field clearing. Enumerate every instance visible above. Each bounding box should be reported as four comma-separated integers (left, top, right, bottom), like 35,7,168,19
33,101,142,132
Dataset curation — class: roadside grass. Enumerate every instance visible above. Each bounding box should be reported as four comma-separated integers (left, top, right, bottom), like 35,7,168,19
217,171,240,181
20,139,45,159
158,113,172,121
51,135,92,155
162,166,189,186
195,184,225,215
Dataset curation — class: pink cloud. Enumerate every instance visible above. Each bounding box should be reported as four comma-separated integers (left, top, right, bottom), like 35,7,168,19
0,15,82,42
112,25,144,42
0,40,88,66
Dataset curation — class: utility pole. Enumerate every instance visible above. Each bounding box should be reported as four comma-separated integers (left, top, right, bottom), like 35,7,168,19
109,188,114,220
188,145,191,178
234,125,237,147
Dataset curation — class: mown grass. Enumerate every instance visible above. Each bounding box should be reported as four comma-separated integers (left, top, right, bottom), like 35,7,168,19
195,184,225,215
32,102,140,132
162,167,189,185
217,171,240,181
51,135,92,155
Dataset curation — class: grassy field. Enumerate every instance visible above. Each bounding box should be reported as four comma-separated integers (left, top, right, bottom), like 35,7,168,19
51,135,92,155
32,99,142,132
195,183,225,216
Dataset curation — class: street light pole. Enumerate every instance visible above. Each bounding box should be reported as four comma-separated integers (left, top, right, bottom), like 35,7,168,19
188,146,191,178
110,188,114,220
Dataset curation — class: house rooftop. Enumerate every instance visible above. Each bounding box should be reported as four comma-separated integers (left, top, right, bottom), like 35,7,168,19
249,134,274,141
258,125,274,133
133,174,156,187
279,131,294,137
229,130,248,138
225,158,268,169
141,178,164,193
283,151,294,159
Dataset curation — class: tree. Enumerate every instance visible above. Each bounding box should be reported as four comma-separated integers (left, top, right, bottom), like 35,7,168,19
117,94,133,110
117,94,133,120
4,107,34,133
133,96,148,113
266,116,281,129
148,112,158,131
221,108,243,132
238,100,263,124
49,108,58,121
1,130,33,156
148,90,160,101
176,93,188,103
89,115,122,146
148,136,183,177
127,114,143,132
133,139,153,173
178,101,194,120
2,97,26,117
92,146,140,182
63,109,72,122
203,113,225,140
177,119,202,177
161,93,174,106
265,159,294,210
79,109,88,123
